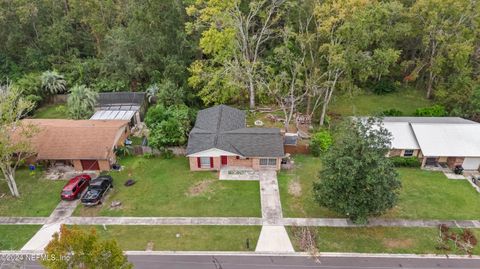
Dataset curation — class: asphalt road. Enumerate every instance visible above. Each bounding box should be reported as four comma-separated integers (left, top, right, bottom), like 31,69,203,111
7,254,480,269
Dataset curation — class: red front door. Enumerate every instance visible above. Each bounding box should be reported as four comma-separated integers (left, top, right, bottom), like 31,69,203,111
221,156,228,166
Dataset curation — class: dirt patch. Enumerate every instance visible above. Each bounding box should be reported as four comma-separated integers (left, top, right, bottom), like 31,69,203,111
383,238,414,249
186,180,214,197
288,178,302,197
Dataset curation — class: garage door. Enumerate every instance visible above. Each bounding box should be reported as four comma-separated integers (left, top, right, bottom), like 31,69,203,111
462,157,480,170
81,160,100,170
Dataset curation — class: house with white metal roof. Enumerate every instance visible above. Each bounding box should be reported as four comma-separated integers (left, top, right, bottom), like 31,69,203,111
382,117,480,170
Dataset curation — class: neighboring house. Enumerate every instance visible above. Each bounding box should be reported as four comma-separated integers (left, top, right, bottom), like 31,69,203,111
382,117,480,170
90,92,147,127
186,105,285,171
22,119,130,171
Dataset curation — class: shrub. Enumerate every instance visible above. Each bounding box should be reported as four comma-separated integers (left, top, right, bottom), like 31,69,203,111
390,156,421,167
414,105,447,117
381,109,403,116
372,79,398,95
310,130,333,157
160,148,174,159
145,104,194,148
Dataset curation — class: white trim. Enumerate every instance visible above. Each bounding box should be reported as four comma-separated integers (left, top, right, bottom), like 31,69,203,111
187,148,239,157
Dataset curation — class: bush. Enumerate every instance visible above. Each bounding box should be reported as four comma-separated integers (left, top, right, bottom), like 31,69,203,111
414,105,447,117
160,148,174,159
372,79,398,95
310,130,333,157
390,156,421,167
381,109,403,116
145,104,194,148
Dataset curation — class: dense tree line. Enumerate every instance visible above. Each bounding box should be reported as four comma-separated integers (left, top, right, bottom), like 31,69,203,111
1,0,479,122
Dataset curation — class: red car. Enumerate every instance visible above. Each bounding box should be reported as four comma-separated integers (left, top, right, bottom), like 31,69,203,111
61,174,92,200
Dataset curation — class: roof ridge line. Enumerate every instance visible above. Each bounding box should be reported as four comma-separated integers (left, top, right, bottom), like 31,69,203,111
213,105,223,147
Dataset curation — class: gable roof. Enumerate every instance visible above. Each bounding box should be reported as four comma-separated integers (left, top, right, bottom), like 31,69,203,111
21,119,128,160
381,117,480,157
410,123,480,157
186,105,284,157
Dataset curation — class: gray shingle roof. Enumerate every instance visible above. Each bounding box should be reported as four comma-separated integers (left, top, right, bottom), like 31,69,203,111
186,105,284,157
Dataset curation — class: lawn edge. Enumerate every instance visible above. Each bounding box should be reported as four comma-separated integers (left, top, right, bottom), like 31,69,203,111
2,250,480,259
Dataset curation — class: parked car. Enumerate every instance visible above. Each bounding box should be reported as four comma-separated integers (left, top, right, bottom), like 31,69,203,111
454,165,464,175
81,175,113,206
61,174,92,200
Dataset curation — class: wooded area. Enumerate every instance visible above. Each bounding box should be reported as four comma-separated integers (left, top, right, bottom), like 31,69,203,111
1,0,479,123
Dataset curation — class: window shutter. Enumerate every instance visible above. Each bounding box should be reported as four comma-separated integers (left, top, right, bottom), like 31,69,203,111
210,157,214,168
197,157,201,168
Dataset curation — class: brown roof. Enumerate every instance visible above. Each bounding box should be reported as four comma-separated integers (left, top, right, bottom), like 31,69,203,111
21,119,129,160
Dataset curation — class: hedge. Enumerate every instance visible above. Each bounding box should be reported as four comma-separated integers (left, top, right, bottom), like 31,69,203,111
390,156,421,167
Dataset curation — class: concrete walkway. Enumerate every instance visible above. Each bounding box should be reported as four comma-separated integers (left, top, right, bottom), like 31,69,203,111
258,170,283,225
21,200,79,251
4,215,479,229
64,217,263,225
256,170,294,253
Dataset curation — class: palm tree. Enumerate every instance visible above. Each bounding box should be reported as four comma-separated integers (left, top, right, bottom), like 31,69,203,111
146,83,159,103
41,70,67,95
67,85,98,119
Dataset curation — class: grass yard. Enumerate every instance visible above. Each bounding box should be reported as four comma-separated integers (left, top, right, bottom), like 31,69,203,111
0,225,41,250
384,168,480,220
330,88,432,116
0,168,65,217
74,157,261,217
288,227,480,255
279,155,480,220
74,225,261,251
33,104,69,119
278,155,339,218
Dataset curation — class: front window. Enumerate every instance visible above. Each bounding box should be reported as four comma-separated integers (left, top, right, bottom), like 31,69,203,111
260,158,277,166
200,157,211,168
404,150,414,157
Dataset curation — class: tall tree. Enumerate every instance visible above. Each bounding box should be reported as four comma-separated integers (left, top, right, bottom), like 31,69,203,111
187,0,288,108
313,118,401,224
409,0,477,99
313,0,407,125
0,83,36,197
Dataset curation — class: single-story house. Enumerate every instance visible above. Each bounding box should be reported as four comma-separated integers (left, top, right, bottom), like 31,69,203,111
186,105,285,171
21,119,130,171
90,92,147,127
382,117,480,170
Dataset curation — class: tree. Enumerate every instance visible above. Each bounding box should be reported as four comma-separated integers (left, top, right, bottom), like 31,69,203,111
67,85,98,119
261,26,308,131
313,118,401,224
145,105,193,148
187,0,289,108
41,70,67,95
313,0,406,125
409,0,477,99
0,83,36,197
42,225,132,269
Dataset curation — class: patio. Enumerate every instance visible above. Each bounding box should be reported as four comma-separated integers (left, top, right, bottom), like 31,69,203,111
219,166,260,181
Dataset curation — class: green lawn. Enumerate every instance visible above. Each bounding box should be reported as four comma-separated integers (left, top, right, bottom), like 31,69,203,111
278,155,339,218
385,168,480,220
289,227,480,255
279,155,480,220
75,225,261,251
33,104,69,119
74,157,261,217
0,168,65,217
0,225,41,250
330,88,432,116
